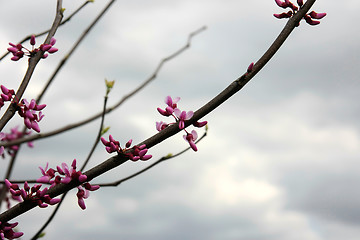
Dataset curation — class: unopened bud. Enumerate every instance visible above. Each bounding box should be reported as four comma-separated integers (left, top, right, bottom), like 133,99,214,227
30,35,36,46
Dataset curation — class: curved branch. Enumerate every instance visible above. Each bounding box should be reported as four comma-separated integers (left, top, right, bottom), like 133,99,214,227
37,0,116,103
99,129,207,187
0,26,207,147
0,0,316,223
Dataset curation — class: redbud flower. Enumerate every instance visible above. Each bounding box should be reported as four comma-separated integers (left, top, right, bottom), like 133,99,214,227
101,135,152,161
304,14,320,25
75,182,99,210
37,162,55,184
156,96,207,151
100,135,120,153
285,0,298,11
4,179,60,208
128,144,152,161
0,133,5,156
1,127,33,157
273,0,326,26
17,99,46,133
184,130,198,152
30,35,36,46
0,85,15,110
309,11,327,19
275,0,288,8
247,62,254,73
7,36,58,61
37,160,99,210
193,121,207,128
157,96,180,116
273,11,293,19
76,186,89,210
0,221,23,240
58,159,87,184
174,109,194,129
156,121,169,131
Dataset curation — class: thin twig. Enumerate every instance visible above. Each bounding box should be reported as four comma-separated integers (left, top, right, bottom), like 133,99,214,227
0,128,208,186
99,129,207,187
0,0,92,62
37,0,116,103
0,26,207,147
30,191,68,240
30,83,110,240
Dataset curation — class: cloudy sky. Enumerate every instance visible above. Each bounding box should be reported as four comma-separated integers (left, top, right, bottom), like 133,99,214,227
1,0,360,239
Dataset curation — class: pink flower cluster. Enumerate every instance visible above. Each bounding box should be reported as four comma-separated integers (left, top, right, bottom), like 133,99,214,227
156,96,207,151
101,136,152,161
36,159,100,210
274,0,326,26
0,126,33,157
0,221,23,240
4,179,60,208
17,99,46,133
7,35,58,61
0,85,46,133
0,85,15,110
37,159,100,210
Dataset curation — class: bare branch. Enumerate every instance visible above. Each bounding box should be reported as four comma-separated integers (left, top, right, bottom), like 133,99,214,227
0,26,207,147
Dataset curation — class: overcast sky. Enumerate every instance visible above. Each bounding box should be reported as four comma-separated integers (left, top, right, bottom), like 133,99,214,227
1,0,360,240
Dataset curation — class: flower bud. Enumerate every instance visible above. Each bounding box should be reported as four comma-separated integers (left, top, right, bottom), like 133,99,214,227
309,11,327,19
30,35,36,46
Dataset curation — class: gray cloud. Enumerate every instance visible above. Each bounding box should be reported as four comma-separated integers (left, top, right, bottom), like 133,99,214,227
1,1,360,240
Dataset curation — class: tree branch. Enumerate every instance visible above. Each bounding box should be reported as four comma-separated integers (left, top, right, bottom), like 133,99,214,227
0,0,64,131
0,26,207,147
0,0,92,62
0,0,316,223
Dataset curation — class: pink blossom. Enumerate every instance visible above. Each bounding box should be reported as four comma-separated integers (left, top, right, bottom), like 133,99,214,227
4,179,61,208
76,182,100,210
273,0,326,26
309,11,327,19
275,0,288,8
0,221,23,240
157,96,180,116
36,160,99,210
273,11,293,19
76,186,89,210
101,135,120,153
30,35,36,46
174,109,193,129
247,62,254,73
101,135,152,161
304,14,320,25
126,144,152,161
193,121,207,128
156,121,169,131
156,95,208,151
7,36,58,61
17,99,46,133
0,85,15,110
0,127,33,157
183,130,198,152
